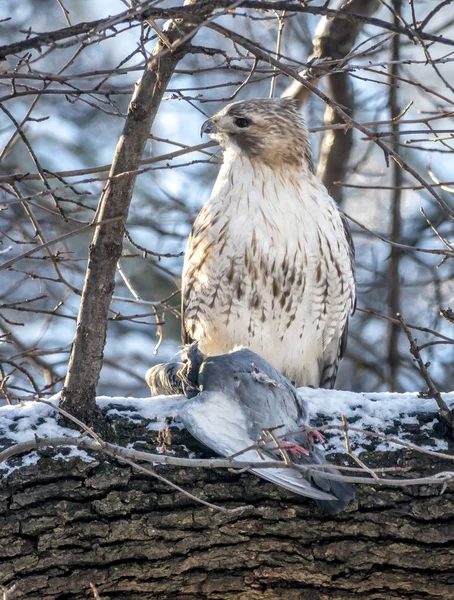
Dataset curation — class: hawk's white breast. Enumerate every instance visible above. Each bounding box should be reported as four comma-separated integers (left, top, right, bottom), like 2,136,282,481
183,148,355,386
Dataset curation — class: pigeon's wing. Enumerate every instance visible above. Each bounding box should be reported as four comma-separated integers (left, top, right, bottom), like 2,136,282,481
249,462,336,501
145,361,184,396
198,349,307,440
190,352,354,507
181,390,336,502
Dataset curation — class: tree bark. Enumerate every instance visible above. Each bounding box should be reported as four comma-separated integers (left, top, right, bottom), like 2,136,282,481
60,0,208,425
283,0,380,203
1,411,453,600
387,0,403,390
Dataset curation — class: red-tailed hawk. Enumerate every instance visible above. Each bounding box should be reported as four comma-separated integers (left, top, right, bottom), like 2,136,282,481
182,98,355,388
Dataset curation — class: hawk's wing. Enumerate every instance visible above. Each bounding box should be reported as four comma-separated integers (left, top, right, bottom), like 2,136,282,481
181,203,216,345
320,212,356,389
181,262,195,346
340,211,357,316
181,225,194,345
181,221,202,346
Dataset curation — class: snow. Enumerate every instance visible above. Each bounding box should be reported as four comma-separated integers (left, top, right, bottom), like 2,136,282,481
301,388,454,423
0,395,97,477
1,389,453,477
299,388,454,453
0,395,73,444
99,389,454,453
1,451,41,478
97,394,186,420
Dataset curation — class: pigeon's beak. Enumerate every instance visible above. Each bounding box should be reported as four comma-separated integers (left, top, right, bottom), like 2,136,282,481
200,118,217,137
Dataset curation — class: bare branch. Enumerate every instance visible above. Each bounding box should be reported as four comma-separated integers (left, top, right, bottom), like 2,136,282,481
60,0,213,424
397,313,454,430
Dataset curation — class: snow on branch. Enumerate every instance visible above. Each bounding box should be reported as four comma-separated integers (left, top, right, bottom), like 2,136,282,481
1,389,454,513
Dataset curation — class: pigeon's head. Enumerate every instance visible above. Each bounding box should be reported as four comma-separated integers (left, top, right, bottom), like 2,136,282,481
200,98,313,170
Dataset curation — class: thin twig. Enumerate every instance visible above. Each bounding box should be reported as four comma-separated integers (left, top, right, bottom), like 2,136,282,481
1,429,453,488
342,415,379,480
397,313,453,428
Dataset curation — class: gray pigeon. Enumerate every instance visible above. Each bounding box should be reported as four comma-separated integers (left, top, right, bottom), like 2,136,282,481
175,344,355,514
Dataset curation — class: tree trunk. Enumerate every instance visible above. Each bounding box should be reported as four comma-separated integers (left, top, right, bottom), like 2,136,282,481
283,0,381,204
60,0,209,425
1,412,453,600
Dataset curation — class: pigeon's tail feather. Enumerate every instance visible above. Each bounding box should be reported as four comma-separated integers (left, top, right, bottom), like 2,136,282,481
314,486,355,515
250,467,337,502
310,472,356,515
145,361,184,396
293,444,356,515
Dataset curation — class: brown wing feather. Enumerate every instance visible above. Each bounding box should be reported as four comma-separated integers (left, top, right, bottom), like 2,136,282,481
182,286,194,345
182,230,195,345
340,211,357,315
320,213,356,388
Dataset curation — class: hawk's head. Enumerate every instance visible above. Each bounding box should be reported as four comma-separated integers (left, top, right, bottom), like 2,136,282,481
201,98,313,170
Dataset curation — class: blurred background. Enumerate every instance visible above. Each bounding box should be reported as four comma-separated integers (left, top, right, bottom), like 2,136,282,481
1,0,454,402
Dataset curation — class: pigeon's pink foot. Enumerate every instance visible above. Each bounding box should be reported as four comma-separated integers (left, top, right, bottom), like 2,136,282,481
299,424,325,445
279,440,309,456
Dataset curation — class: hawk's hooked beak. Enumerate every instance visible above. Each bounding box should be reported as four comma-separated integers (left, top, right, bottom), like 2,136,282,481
200,118,217,137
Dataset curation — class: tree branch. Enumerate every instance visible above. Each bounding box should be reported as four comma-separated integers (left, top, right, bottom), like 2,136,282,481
2,1,454,60
2,433,454,488
397,313,454,431
208,21,454,218
60,0,212,424
388,0,403,390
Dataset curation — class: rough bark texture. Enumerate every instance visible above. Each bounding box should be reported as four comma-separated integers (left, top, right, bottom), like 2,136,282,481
387,0,403,391
60,0,207,425
1,412,453,600
314,73,353,204
283,0,380,203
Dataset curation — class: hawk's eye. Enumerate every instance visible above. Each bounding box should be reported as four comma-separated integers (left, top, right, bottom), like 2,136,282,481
234,117,250,128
